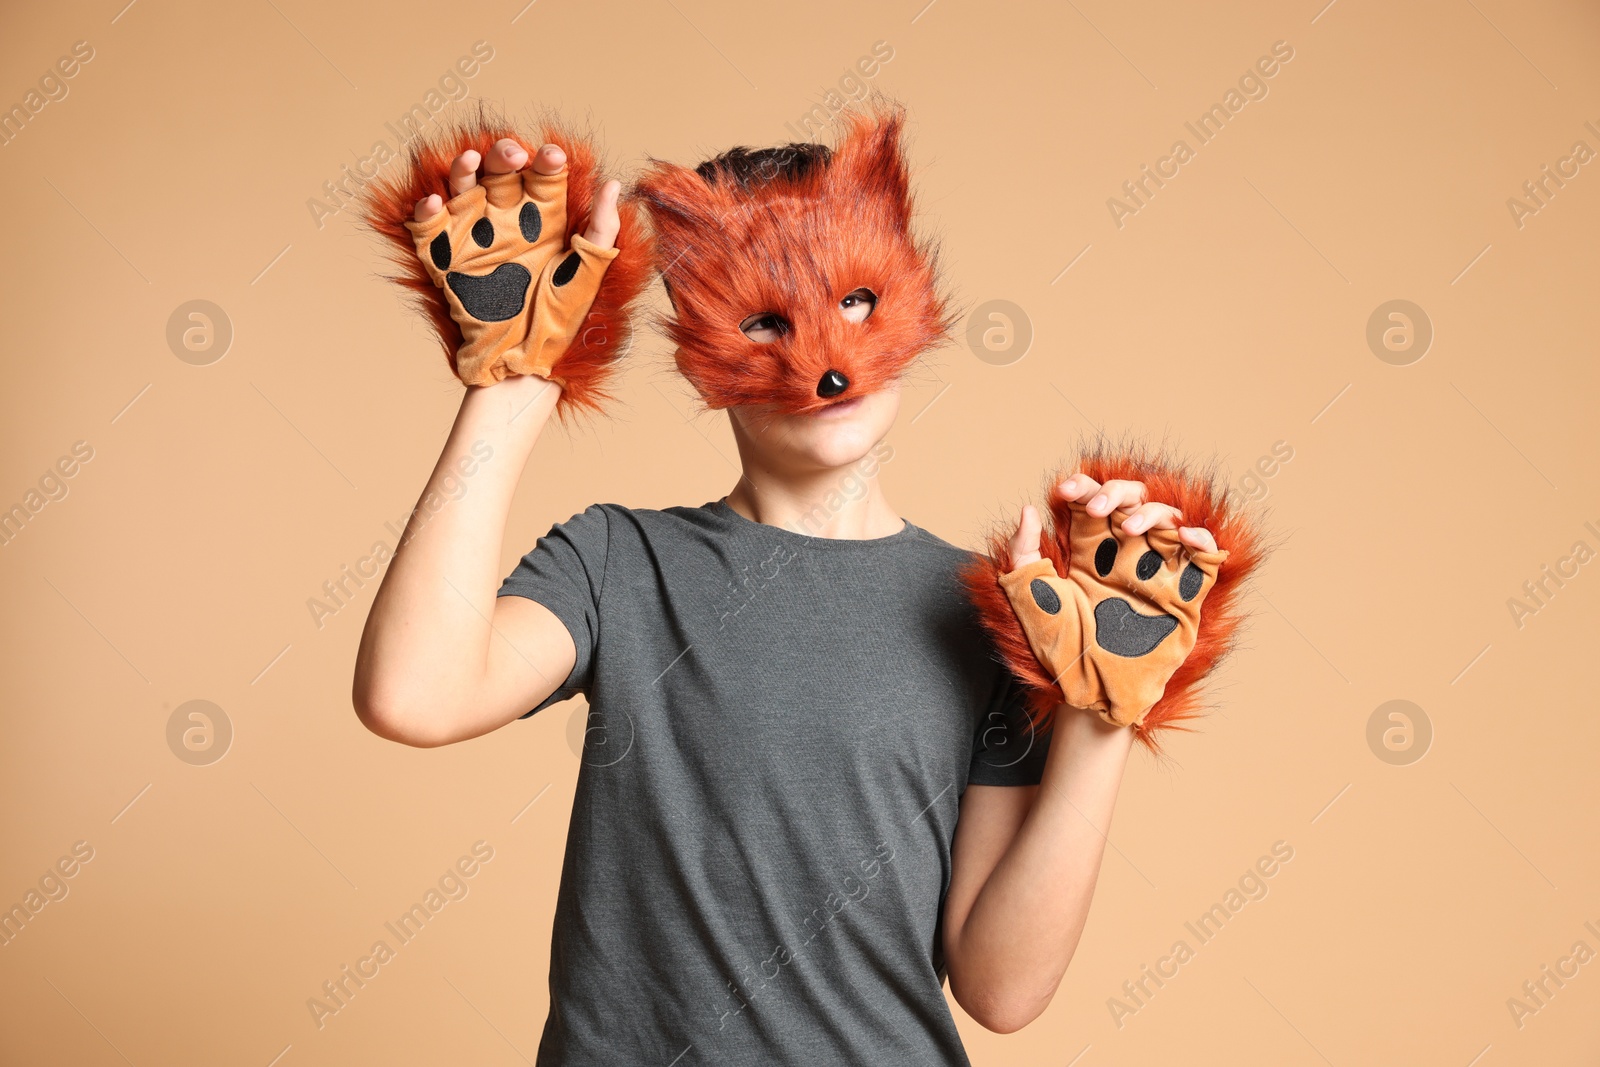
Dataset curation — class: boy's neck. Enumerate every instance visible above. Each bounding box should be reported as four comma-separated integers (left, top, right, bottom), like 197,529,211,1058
724,465,903,540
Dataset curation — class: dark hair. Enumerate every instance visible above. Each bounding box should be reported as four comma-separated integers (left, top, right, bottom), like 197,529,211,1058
694,142,833,189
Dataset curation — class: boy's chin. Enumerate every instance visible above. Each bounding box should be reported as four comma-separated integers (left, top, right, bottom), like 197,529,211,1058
734,388,900,470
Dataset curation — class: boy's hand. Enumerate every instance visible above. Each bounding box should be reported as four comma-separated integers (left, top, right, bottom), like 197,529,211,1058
1000,473,1227,728
406,139,623,386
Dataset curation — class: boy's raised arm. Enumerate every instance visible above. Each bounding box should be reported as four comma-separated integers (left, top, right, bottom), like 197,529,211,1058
352,374,576,747
350,117,649,747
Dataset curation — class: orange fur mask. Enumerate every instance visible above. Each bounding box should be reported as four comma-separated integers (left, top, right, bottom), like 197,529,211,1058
633,107,953,414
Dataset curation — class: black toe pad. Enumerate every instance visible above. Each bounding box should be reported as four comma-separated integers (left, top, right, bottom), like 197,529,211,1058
1029,578,1062,615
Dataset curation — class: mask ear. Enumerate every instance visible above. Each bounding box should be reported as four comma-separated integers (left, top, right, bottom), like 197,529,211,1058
633,159,744,306
633,161,733,244
825,105,913,232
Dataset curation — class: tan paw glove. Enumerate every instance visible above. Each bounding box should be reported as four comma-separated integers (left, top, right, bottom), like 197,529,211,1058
403,166,620,386
998,499,1229,727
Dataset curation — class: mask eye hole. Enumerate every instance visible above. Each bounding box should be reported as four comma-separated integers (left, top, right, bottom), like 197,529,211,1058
739,312,791,343
839,287,877,324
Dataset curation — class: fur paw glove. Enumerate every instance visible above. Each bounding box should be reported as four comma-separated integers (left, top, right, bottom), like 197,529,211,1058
360,111,653,417
998,498,1228,728
404,166,619,386
962,446,1268,750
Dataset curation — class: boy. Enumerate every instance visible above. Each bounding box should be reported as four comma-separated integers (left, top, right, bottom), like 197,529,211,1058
354,106,1231,1065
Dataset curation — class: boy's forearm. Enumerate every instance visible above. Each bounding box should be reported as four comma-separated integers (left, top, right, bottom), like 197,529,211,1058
947,707,1133,1030
352,376,560,737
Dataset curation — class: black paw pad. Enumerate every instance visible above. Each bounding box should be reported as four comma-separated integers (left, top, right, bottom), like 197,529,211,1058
1094,538,1117,577
1135,550,1161,581
429,232,452,271
1179,563,1205,601
1029,578,1061,615
1094,598,1179,657
446,262,533,322
471,218,494,248
519,202,542,243
552,252,582,287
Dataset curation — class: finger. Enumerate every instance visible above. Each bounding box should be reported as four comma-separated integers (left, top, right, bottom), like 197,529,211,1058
519,151,571,243
532,233,618,335
1086,479,1148,517
584,179,622,251
449,149,482,195
413,193,443,223
1008,504,1044,568
1056,472,1101,503
1120,502,1184,536
529,142,567,176
484,138,529,175
1178,526,1218,553
484,139,542,211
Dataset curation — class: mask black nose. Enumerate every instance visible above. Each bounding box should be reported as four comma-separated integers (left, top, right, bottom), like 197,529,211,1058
817,369,849,398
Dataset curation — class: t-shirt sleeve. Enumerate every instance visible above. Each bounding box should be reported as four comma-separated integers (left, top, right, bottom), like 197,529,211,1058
496,503,611,718
966,667,1053,787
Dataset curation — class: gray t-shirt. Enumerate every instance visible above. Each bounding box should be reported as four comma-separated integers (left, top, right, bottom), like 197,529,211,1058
497,499,1050,1066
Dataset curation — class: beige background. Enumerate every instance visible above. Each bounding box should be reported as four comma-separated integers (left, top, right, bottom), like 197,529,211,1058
2,0,1597,1063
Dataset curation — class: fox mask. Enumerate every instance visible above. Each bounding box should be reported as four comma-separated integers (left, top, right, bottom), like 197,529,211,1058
633,107,953,414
